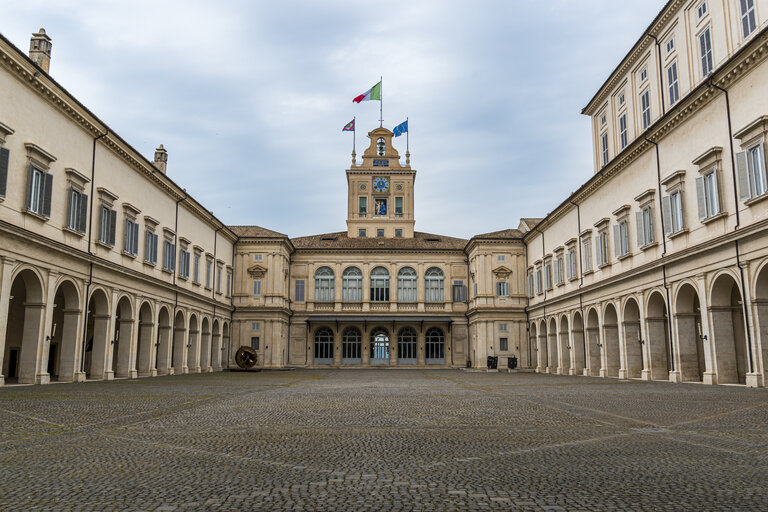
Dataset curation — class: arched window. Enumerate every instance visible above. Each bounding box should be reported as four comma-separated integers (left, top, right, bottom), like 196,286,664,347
398,327,418,364
425,327,445,364
425,267,445,303
397,267,417,303
370,266,390,302
314,267,334,303
341,327,362,364
370,327,390,364
342,267,363,302
313,327,334,364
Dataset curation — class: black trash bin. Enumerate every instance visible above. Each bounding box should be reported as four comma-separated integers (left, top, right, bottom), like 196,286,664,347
487,356,498,369
508,356,518,370
466,359,472,368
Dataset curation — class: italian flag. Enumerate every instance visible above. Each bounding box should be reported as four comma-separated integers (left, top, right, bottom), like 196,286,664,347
353,81,381,103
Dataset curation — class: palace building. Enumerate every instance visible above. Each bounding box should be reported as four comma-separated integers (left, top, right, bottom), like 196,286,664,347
2,0,768,386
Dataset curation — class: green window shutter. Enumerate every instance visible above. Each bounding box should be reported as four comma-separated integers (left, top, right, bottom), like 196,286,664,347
41,172,53,217
25,164,35,210
736,150,751,201
109,210,117,246
0,147,9,197
124,219,131,251
78,193,88,232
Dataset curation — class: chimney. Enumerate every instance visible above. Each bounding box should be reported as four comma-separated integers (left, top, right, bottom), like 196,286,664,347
154,144,168,173
29,28,52,74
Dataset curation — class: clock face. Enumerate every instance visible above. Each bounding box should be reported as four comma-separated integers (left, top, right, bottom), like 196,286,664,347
373,177,389,193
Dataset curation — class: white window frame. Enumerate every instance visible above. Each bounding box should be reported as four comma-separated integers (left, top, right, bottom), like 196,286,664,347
314,267,335,303
737,143,768,201
581,238,592,273
67,187,87,233
641,90,651,130
544,261,553,291
496,281,510,297
666,37,675,53
619,114,628,149
295,279,305,302
741,0,757,39
396,267,418,303
527,273,534,298
697,1,707,19
535,267,543,295
252,280,262,297
601,132,609,167
162,239,176,272
667,61,679,106
124,218,139,256
699,27,714,78
425,267,445,303
179,249,190,278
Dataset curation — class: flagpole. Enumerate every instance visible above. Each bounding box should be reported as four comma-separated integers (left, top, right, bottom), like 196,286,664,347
353,116,356,153
379,76,383,128
406,117,409,153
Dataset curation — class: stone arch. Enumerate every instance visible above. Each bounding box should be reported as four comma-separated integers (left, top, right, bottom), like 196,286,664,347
709,273,748,384
84,288,110,380
753,261,768,383
585,307,601,376
200,316,212,372
603,303,620,377
156,306,172,375
558,314,570,375
212,319,222,371
314,326,334,365
675,282,706,382
528,322,537,369
48,278,81,382
136,301,155,377
571,311,585,375
537,319,548,373
622,297,643,379
645,291,670,381
222,322,230,368
173,310,187,374
547,317,558,373
113,295,134,378
4,268,45,383
187,313,200,373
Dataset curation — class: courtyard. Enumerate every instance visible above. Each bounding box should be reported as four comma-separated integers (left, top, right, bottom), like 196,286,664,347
0,370,767,511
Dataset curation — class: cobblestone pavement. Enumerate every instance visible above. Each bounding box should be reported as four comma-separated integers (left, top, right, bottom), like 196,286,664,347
1,370,768,511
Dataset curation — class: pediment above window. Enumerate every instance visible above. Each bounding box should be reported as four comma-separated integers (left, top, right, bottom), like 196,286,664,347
247,264,268,277
492,266,513,278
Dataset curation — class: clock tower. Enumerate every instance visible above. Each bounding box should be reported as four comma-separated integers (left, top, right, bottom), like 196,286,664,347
346,127,416,238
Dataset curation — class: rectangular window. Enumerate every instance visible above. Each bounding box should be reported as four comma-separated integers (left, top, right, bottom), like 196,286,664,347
544,262,552,290
619,93,625,105
358,228,366,238
736,145,768,200
700,27,714,77
252,280,262,297
473,282,478,299
666,37,675,53
250,337,260,350
452,281,467,303
497,255,506,261
499,337,509,351
253,254,263,261
206,261,212,288
636,206,655,247
641,91,651,130
582,238,592,272
601,132,609,167
499,323,507,332
358,196,367,216
613,222,630,258
667,62,679,105
295,279,305,302
670,191,684,233
179,250,190,278
535,268,543,294
596,231,609,267
99,206,117,246
527,273,534,298
741,0,757,38
67,188,88,233
395,196,403,217
640,68,648,82
25,165,53,217
566,249,577,281
144,231,158,264
697,1,707,19
163,240,176,272
395,229,403,238
496,281,510,297
226,273,231,296
377,228,384,238
251,322,260,331
0,147,8,198
193,254,200,283
696,170,721,219
124,219,139,255
216,266,222,293
619,114,628,149
554,257,564,286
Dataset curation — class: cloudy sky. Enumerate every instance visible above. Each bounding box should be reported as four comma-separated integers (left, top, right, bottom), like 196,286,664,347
2,0,665,239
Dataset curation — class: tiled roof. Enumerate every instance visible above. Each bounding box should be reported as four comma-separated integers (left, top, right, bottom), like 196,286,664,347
291,231,468,251
229,225,288,238
471,228,524,240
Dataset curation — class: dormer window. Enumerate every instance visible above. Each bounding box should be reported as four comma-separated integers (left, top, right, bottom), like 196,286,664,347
377,138,385,156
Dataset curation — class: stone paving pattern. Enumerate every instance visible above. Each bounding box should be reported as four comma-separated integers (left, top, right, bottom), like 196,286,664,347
1,370,768,511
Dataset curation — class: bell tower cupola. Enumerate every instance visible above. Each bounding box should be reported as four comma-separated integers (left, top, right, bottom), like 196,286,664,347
346,127,416,239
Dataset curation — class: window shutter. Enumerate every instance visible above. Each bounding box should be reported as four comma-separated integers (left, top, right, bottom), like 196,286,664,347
695,176,707,220
0,147,9,197
594,236,601,266
25,165,34,210
41,172,53,217
613,225,621,258
661,195,673,235
711,172,721,215
109,210,117,246
635,212,645,247
145,231,151,260
124,219,131,251
133,222,139,253
736,150,751,201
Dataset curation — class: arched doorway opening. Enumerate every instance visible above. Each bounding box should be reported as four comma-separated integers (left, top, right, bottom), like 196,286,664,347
710,274,747,384
529,323,537,369
342,327,362,364
156,307,172,375
4,269,44,384
113,296,134,378
397,327,417,365
314,327,334,365
622,298,643,379
200,317,211,372
222,323,230,369
572,312,586,375
603,304,620,377
558,315,570,375
136,302,155,377
547,318,558,373
370,327,390,365
645,292,670,381
537,320,548,373
49,280,80,382
212,320,221,371
425,327,445,365
586,308,601,376
84,288,110,380
172,311,186,374
676,284,706,382
754,265,768,383
187,314,199,373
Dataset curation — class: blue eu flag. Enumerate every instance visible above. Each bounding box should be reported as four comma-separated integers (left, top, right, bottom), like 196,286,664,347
393,120,408,137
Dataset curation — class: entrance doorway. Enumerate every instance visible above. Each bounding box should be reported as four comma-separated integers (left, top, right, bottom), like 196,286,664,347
370,328,390,365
